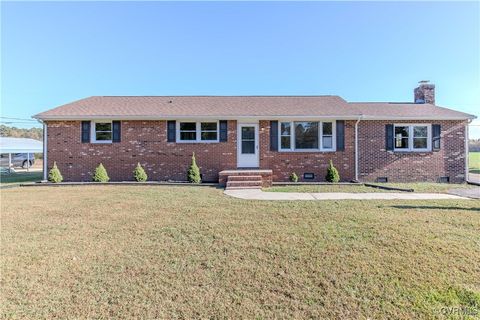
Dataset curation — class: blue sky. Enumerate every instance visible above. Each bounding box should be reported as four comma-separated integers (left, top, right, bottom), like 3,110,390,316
1,1,479,136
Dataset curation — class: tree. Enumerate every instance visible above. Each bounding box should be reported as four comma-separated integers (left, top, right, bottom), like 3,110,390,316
92,163,110,182
0,124,43,141
187,153,201,183
48,162,63,183
133,163,148,182
325,160,340,183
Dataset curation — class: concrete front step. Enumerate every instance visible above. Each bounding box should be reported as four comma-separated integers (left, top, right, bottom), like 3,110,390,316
220,169,272,176
225,186,262,190
228,175,262,182
226,180,263,189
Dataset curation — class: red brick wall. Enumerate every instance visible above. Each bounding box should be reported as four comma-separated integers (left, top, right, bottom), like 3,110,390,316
47,119,467,183
259,120,356,182
358,120,467,183
46,120,237,182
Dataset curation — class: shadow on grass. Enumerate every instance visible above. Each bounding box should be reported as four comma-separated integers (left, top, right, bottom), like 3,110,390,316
391,205,480,212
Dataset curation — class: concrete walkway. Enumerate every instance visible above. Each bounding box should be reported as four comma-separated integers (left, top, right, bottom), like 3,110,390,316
224,189,471,201
448,187,480,199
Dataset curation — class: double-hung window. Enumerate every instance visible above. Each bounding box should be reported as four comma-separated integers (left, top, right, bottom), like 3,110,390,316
322,122,333,149
280,122,292,150
394,124,431,152
200,123,218,141
279,121,335,151
92,121,112,143
179,122,197,141
178,121,219,142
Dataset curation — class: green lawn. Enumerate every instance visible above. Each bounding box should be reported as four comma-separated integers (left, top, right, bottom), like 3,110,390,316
266,183,475,193
1,186,479,319
470,152,480,174
265,184,393,193
0,171,43,185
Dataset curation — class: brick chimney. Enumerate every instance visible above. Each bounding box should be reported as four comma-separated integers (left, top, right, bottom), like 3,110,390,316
414,80,435,104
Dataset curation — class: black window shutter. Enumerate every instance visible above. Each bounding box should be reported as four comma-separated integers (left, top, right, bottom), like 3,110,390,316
386,124,394,151
167,121,176,142
112,121,121,143
81,121,91,143
219,120,228,142
336,120,345,151
270,121,278,151
432,124,441,151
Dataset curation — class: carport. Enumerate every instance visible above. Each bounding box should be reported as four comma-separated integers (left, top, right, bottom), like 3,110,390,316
0,137,43,173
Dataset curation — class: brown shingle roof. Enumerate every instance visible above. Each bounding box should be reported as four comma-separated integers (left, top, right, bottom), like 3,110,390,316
33,96,475,120
348,102,475,120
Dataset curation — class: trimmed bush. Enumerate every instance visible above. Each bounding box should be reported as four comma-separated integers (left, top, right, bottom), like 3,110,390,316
325,160,340,183
92,163,110,182
187,152,201,184
133,163,148,182
289,172,299,183
48,161,63,183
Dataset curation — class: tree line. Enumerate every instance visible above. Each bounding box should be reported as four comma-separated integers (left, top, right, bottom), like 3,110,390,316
0,125,43,141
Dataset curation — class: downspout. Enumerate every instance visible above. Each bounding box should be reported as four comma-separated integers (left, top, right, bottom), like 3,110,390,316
354,115,363,182
465,119,472,182
40,120,48,181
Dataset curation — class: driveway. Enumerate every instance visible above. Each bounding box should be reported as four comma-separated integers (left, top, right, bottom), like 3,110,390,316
448,187,480,200
468,173,480,184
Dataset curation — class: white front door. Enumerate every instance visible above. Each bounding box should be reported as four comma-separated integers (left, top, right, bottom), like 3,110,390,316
237,123,259,168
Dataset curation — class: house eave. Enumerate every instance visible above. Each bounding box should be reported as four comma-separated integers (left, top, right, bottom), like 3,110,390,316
33,114,476,121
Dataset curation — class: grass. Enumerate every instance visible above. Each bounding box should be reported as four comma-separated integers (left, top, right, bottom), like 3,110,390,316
470,152,480,174
1,186,479,319
265,183,476,193
0,171,43,185
265,184,393,193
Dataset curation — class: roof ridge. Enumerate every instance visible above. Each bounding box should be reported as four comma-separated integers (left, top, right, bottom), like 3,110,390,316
96,95,343,98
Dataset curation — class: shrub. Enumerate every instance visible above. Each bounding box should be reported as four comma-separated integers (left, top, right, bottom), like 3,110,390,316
92,163,110,182
187,152,201,183
289,172,299,183
48,161,63,183
325,160,340,183
133,163,148,182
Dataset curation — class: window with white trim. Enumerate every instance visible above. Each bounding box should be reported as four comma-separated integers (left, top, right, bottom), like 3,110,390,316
178,121,219,142
92,121,112,143
200,122,218,141
280,122,291,149
279,121,335,151
322,122,333,149
394,124,431,151
179,122,197,141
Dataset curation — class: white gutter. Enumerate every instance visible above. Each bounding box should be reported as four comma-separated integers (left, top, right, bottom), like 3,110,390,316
32,115,476,121
354,116,363,182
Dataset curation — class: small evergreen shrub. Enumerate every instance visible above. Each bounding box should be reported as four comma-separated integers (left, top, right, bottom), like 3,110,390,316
133,163,148,182
187,152,201,184
289,172,299,183
48,161,63,183
325,160,340,183
92,163,110,182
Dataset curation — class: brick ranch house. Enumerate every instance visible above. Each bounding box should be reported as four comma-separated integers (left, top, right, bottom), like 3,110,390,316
34,83,475,185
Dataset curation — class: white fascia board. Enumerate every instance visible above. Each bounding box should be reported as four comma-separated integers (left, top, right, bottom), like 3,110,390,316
34,115,362,121
33,114,476,121
360,116,476,121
